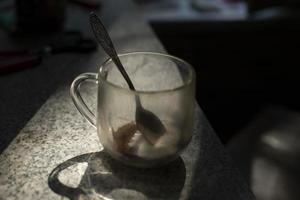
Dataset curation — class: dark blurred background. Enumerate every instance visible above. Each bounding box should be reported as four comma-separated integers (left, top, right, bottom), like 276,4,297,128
138,0,300,144
136,0,300,199
1,0,300,199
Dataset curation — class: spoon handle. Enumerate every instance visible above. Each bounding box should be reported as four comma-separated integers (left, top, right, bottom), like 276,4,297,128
89,12,135,91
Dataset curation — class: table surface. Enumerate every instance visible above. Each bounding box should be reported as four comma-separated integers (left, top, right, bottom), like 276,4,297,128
0,0,255,199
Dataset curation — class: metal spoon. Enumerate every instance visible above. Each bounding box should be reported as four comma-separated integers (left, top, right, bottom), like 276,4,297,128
89,12,166,145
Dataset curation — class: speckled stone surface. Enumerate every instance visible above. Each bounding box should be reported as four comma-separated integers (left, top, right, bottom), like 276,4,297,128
0,1,254,200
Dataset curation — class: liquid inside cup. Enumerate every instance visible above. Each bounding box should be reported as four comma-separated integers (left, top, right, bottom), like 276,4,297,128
98,118,193,167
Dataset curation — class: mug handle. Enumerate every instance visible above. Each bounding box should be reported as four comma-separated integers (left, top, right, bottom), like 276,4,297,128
70,73,98,128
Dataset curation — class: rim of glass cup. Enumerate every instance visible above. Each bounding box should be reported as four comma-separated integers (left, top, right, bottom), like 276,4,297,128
98,51,195,94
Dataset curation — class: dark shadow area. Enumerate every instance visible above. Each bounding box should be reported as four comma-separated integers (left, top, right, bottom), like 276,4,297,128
151,19,300,144
49,151,186,200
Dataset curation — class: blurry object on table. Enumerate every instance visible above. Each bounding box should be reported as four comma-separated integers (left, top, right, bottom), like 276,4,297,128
190,0,222,11
190,0,246,17
15,0,66,33
0,31,97,75
227,105,300,200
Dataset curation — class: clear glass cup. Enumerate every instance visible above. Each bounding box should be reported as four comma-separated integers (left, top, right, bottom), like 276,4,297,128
70,52,196,168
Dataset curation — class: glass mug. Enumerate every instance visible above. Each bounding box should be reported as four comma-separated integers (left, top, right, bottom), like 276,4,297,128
70,52,196,167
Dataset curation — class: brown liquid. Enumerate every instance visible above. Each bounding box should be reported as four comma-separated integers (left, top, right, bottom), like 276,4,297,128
113,122,188,154
107,121,192,167
112,122,138,155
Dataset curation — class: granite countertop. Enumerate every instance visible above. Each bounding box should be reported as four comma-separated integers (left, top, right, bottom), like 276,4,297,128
0,1,255,199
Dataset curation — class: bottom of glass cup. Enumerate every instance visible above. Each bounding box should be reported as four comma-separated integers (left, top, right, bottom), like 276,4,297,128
97,120,194,168
103,148,182,168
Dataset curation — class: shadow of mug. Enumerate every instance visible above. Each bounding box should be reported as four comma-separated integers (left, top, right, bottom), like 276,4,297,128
48,151,186,200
